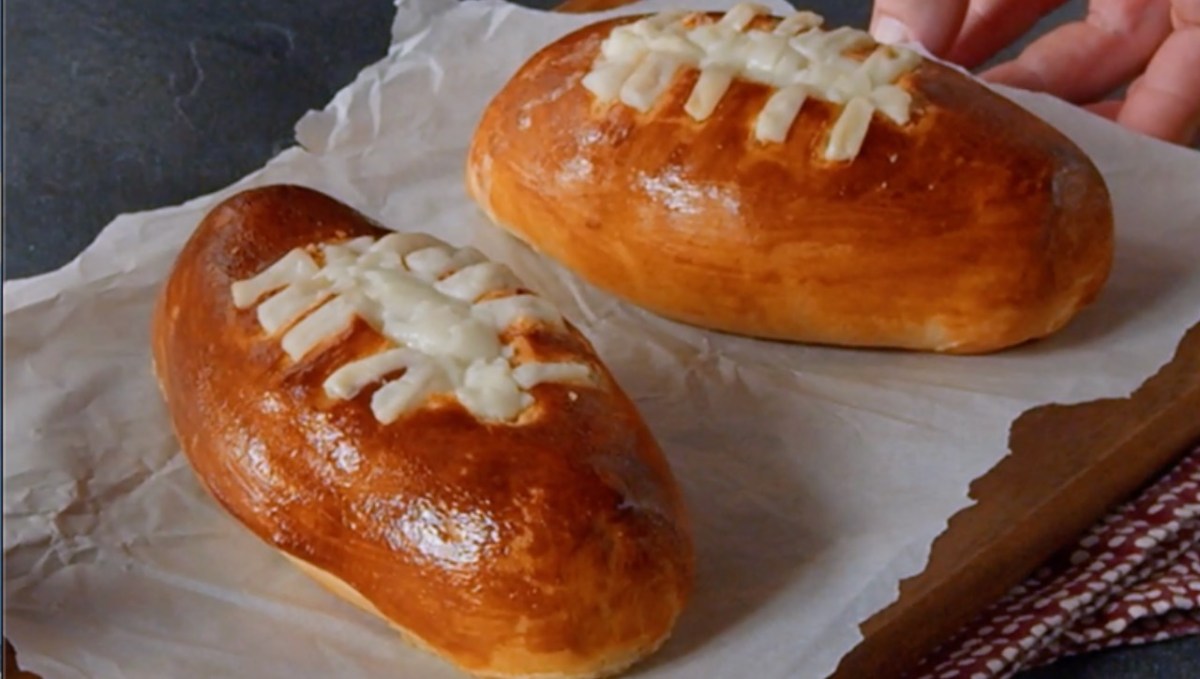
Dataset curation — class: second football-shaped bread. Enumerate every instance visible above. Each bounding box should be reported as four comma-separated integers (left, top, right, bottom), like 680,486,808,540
467,4,1114,354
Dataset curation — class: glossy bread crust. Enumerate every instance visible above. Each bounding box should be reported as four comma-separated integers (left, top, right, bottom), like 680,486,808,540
151,185,693,678
466,14,1115,354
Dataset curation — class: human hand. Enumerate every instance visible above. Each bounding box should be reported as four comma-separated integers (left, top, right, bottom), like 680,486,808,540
869,0,1200,145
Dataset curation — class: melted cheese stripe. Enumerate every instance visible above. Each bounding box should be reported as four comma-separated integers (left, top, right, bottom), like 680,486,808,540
719,2,766,30
231,233,592,424
282,295,358,360
755,85,808,143
582,3,920,161
456,358,532,422
774,11,822,35
684,67,733,120
231,249,319,308
434,262,521,302
473,295,563,332
373,361,449,424
826,96,875,162
512,362,595,389
620,54,684,112
257,280,330,334
405,245,487,282
325,347,425,400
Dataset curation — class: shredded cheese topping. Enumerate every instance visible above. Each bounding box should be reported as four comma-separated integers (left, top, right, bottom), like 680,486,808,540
581,3,921,161
230,233,594,424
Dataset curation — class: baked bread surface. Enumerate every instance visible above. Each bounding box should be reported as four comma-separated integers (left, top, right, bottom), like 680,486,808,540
466,11,1114,354
151,185,693,679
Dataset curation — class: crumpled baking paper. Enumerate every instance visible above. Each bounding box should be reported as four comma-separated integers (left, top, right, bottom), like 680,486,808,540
4,1,1199,677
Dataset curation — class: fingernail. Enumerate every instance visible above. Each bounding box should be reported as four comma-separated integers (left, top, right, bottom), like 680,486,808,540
870,15,914,46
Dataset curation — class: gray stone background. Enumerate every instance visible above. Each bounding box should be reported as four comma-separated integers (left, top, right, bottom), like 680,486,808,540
4,0,1197,676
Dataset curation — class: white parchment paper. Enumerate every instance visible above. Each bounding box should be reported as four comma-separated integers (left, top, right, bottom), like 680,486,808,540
5,1,1199,677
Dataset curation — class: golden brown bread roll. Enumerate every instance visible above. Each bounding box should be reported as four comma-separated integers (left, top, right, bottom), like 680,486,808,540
466,4,1114,354
151,185,693,678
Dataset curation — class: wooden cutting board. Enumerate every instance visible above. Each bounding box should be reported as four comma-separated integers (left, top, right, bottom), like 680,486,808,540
834,323,1200,677
551,1,1200,676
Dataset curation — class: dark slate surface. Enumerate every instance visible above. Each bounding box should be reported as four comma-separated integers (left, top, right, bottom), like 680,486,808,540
4,0,400,279
4,0,1197,676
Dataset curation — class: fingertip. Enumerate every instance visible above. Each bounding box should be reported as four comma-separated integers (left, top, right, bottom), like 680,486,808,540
1084,100,1124,121
1120,107,1200,145
1116,28,1200,145
868,0,970,55
945,0,1070,69
870,15,915,46
980,61,1049,93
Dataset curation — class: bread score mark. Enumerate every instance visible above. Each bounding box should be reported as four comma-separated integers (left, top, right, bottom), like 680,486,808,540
231,233,594,424
581,3,921,161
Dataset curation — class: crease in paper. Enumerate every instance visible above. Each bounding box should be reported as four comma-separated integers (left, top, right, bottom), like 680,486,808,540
5,1,1200,678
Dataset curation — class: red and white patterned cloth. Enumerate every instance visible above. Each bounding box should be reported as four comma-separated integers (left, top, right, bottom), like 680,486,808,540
919,444,1200,679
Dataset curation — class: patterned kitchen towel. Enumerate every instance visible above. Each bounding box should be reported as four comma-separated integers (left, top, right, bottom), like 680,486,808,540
918,444,1200,679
